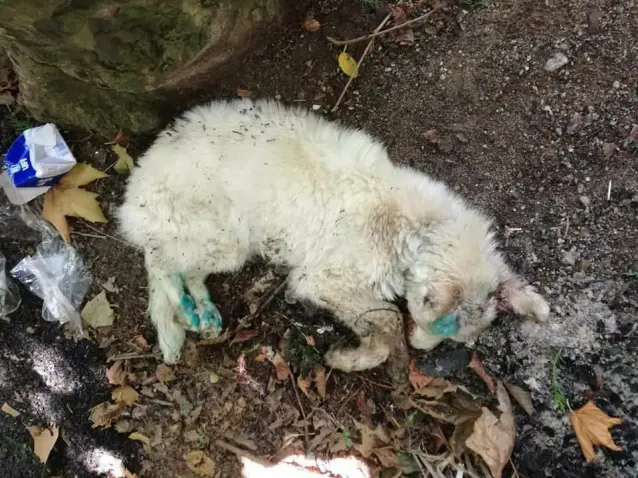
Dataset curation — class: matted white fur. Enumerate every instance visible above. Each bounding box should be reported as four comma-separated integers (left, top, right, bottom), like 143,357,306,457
117,99,549,370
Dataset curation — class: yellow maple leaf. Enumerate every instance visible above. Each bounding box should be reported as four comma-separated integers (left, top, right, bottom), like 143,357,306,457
42,164,108,242
569,401,623,463
338,52,359,78
112,144,134,174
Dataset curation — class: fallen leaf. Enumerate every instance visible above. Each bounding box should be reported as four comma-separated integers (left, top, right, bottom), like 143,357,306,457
305,335,316,346
297,375,312,396
409,359,433,390
42,164,108,242
106,360,126,385
302,17,321,32
112,144,134,174
230,329,258,345
353,421,389,458
112,385,139,406
124,469,139,478
450,419,476,456
468,351,496,395
90,402,124,428
112,129,130,146
2,402,20,417
129,432,151,452
338,52,359,78
373,447,399,468
236,88,252,97
432,423,449,453
132,334,150,351
466,382,515,478
602,142,617,158
313,365,327,398
504,382,534,416
413,377,460,399
623,124,638,148
155,364,176,383
390,5,415,44
82,291,115,329
27,424,59,463
569,401,623,463
355,391,375,416
271,352,290,381
185,450,216,476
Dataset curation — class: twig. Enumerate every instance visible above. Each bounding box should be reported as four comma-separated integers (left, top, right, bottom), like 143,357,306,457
331,12,392,112
356,374,395,390
337,384,364,415
244,279,287,323
215,439,273,468
289,369,310,452
77,219,135,248
326,6,442,46
607,180,612,201
107,351,161,362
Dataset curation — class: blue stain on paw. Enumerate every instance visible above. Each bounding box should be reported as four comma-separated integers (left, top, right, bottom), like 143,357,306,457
201,299,223,330
430,312,459,337
179,294,200,328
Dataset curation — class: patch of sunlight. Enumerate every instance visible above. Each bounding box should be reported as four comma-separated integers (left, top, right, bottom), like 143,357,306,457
83,448,126,477
31,345,77,394
27,391,60,421
241,454,370,478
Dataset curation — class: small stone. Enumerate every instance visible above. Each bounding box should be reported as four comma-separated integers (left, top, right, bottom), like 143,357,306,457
209,372,220,384
579,195,591,208
577,183,585,194
602,142,617,158
612,80,620,89
544,52,569,72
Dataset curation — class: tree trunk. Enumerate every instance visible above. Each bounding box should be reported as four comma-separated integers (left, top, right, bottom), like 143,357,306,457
0,0,281,135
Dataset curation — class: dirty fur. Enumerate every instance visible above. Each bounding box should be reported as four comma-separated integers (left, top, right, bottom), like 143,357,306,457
117,99,550,371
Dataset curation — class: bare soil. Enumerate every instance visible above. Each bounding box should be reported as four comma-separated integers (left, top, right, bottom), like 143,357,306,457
1,0,637,477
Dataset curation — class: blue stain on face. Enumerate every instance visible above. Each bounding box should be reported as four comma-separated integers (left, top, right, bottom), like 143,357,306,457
429,311,459,337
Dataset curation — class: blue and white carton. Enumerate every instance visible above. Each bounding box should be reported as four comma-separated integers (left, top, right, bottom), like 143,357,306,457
1,124,77,205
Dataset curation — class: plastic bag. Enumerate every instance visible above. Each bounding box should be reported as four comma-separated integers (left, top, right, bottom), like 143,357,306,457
11,232,91,331
0,252,20,318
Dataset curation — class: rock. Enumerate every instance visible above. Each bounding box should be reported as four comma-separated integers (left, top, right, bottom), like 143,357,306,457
544,53,569,72
602,142,617,158
0,0,283,134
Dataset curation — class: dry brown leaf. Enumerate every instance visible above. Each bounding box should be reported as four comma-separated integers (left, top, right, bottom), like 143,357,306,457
469,351,496,395
155,364,176,383
305,335,316,346
90,402,124,428
413,377,459,399
390,5,415,44
185,450,216,476
450,419,476,456
81,291,115,329
2,402,20,417
504,382,534,416
112,144,134,174
106,360,126,385
373,447,399,468
313,365,327,398
112,385,139,406
111,129,130,146
353,421,389,458
129,432,151,452
409,359,433,389
271,352,290,381
297,375,312,397
623,124,638,148
466,382,515,478
132,335,150,351
355,391,375,416
42,164,108,242
302,17,321,32
236,88,252,97
27,424,59,463
124,469,139,478
569,401,623,463
230,329,258,345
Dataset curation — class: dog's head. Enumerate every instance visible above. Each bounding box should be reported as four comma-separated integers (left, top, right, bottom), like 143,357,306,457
401,212,549,350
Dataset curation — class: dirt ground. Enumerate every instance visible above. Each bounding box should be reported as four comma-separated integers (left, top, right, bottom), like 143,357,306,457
1,0,637,477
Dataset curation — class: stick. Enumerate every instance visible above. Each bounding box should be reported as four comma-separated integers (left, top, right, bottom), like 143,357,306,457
107,352,161,362
244,279,287,323
289,369,310,452
215,439,273,468
331,12,392,113
326,6,442,46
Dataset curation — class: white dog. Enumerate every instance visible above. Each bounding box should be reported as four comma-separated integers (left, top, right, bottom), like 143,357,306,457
118,99,549,375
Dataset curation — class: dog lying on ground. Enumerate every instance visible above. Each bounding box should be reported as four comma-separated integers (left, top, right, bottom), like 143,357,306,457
117,99,549,378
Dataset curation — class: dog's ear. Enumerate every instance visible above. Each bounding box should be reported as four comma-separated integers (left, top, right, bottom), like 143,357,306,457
497,269,550,323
